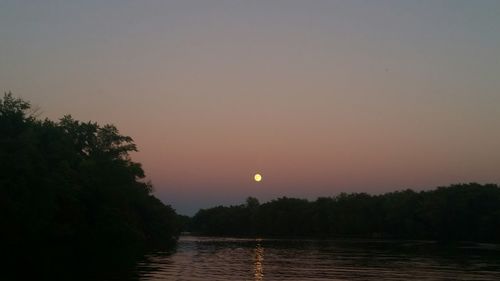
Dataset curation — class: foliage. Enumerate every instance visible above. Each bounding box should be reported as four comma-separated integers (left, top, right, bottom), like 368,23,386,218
0,93,179,263
191,184,500,242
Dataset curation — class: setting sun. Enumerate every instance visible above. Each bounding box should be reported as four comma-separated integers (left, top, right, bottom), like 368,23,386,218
254,173,262,182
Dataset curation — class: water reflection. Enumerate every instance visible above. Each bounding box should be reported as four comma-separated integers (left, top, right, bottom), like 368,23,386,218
254,240,264,281
135,236,500,281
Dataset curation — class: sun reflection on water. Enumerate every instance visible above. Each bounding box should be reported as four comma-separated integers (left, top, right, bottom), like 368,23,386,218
254,240,264,281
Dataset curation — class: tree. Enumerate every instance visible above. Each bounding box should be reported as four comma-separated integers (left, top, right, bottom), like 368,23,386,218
1,93,180,277
190,183,500,242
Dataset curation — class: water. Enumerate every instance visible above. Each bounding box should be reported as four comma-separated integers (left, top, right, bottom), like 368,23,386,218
130,236,500,281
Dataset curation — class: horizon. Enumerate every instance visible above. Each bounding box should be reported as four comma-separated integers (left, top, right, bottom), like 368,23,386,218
2,0,500,216
177,182,499,216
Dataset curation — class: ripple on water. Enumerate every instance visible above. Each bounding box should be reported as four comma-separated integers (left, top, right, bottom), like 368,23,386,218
136,236,500,281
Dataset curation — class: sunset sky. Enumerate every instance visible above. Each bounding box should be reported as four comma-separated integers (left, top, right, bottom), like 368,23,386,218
1,0,500,215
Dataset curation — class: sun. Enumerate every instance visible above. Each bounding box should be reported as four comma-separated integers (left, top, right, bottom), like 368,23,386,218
254,173,262,182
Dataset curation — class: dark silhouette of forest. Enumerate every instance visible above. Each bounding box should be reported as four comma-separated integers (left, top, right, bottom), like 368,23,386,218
0,93,180,279
190,183,500,242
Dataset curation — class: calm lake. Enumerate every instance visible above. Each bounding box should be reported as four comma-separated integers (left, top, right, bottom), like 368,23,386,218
120,235,500,281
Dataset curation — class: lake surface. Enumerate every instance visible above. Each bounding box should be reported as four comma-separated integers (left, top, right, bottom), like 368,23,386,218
126,235,500,281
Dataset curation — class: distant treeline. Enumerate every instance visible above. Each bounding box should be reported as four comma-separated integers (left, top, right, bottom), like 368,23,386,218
0,93,180,273
190,183,500,242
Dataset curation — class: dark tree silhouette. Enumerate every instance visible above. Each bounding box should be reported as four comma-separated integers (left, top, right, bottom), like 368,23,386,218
0,93,180,278
190,183,500,242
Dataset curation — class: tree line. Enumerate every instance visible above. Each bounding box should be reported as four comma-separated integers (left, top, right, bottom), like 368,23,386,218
190,183,500,242
0,93,180,277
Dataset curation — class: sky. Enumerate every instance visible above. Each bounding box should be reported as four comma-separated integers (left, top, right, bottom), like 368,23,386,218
1,0,500,215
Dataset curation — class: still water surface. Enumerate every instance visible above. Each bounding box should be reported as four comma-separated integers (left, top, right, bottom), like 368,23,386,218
132,235,500,281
